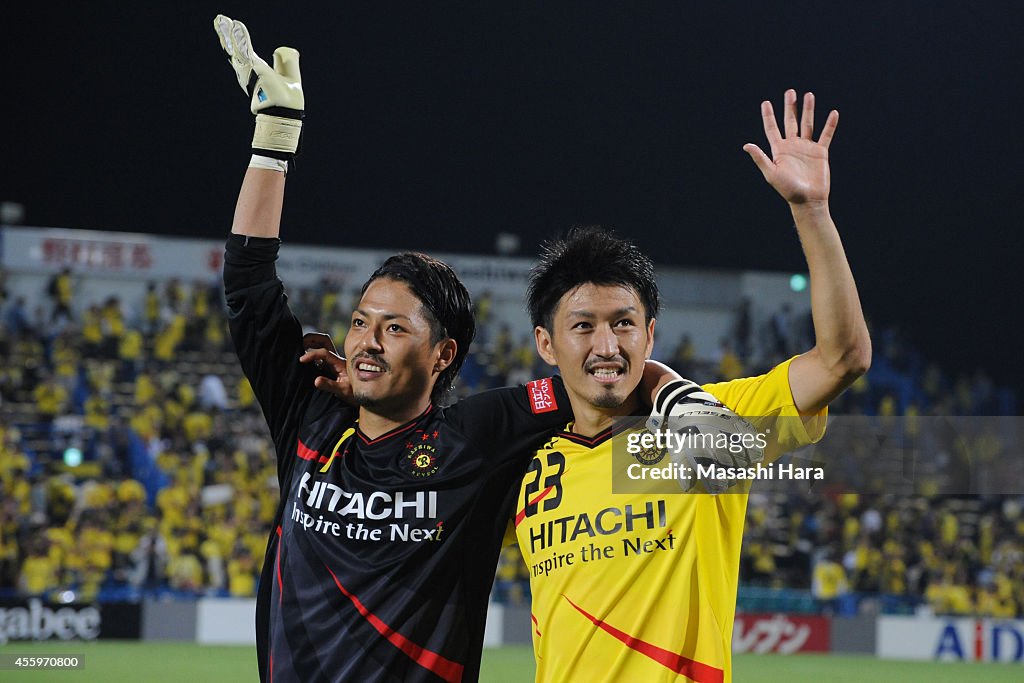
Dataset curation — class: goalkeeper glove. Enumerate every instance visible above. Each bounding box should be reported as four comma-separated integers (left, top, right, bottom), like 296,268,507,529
214,14,304,160
647,379,764,494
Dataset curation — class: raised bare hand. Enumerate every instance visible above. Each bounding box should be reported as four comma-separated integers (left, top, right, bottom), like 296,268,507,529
743,89,837,206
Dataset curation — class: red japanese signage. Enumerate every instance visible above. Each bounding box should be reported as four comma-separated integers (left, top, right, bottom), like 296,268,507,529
40,237,153,271
733,614,831,654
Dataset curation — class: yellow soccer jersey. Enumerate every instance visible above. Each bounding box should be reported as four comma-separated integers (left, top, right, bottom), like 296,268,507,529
514,358,826,683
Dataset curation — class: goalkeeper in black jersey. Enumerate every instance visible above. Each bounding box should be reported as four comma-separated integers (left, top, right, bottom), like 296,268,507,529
214,15,676,682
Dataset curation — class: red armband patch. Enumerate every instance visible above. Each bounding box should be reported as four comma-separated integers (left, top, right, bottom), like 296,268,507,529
527,378,558,414
296,439,319,461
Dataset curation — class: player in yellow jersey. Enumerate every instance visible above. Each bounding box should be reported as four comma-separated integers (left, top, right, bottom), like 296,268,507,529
514,90,871,682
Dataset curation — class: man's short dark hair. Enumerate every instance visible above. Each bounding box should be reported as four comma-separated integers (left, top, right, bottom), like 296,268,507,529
527,226,659,331
363,253,475,402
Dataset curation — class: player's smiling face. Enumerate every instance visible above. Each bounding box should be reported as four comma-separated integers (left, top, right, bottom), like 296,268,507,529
535,282,654,416
344,278,451,416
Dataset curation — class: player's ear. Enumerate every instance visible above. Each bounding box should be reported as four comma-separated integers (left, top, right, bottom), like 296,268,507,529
644,317,656,360
534,326,558,367
433,338,457,373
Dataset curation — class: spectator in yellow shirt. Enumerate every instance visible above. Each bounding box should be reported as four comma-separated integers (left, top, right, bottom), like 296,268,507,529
716,339,744,381
118,329,143,381
34,375,69,422
100,296,126,358
19,540,60,596
227,550,257,597
142,282,161,334
813,550,849,614
47,267,73,321
168,551,204,592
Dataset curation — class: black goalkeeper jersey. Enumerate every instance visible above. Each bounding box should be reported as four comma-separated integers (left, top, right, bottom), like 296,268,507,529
224,235,572,683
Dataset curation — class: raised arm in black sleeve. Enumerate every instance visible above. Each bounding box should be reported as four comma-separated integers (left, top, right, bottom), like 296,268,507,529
223,235,321,470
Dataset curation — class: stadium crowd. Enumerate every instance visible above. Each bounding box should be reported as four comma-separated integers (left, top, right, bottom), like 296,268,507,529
1,266,1020,618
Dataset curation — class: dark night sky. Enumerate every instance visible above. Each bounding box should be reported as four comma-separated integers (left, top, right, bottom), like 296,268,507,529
6,2,1023,393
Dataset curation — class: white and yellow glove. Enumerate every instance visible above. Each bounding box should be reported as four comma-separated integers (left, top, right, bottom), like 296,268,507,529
214,14,304,161
647,379,765,494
